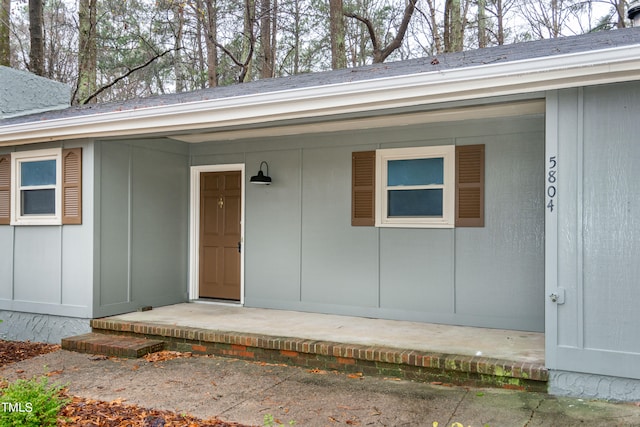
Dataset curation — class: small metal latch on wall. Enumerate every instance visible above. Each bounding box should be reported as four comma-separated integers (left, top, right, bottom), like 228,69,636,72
549,288,565,304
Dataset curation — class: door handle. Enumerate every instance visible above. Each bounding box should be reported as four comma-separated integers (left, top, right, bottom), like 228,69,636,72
238,241,241,253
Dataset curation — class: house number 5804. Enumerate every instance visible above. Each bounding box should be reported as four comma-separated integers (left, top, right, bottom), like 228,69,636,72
547,156,557,212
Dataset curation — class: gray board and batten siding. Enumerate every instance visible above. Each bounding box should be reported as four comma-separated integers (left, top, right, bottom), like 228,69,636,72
546,81,640,388
0,138,190,340
192,113,546,332
0,141,93,342
93,138,190,318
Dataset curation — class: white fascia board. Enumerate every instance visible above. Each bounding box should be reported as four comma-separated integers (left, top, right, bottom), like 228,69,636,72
2,44,640,146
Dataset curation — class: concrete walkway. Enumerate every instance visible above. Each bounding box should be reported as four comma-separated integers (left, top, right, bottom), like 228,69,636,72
109,303,545,364
3,348,640,427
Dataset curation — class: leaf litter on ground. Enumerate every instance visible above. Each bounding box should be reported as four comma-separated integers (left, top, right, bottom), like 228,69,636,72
0,340,251,427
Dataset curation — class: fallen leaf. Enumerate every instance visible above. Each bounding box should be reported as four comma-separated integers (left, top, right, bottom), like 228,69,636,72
308,368,327,374
347,372,363,379
45,369,64,376
144,350,187,363
57,394,244,426
15,369,24,374
89,355,108,361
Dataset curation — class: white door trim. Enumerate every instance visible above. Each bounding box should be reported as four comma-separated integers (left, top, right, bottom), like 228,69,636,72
189,164,245,304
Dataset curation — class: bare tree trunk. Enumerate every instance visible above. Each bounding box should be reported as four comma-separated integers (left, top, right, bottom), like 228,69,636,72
204,0,218,87
243,0,255,81
495,0,505,45
443,0,450,51
425,0,442,53
443,0,464,52
0,0,9,66
329,0,346,69
477,0,487,48
174,2,185,92
77,0,97,103
29,0,44,75
292,0,300,74
451,0,462,51
615,0,626,28
271,0,277,73
551,0,559,37
259,0,273,78
195,0,206,89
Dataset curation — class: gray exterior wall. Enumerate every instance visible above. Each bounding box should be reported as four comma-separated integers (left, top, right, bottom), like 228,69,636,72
93,139,190,318
0,141,94,343
191,114,545,332
0,141,94,321
547,81,640,389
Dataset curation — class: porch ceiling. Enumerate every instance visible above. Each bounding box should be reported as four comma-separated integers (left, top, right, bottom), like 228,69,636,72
168,99,545,143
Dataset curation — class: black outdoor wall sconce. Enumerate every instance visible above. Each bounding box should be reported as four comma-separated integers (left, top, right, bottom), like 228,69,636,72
250,161,272,185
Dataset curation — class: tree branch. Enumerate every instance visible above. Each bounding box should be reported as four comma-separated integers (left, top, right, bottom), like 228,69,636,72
215,38,254,83
344,0,418,63
80,48,175,105
377,0,417,62
343,11,380,52
214,41,244,67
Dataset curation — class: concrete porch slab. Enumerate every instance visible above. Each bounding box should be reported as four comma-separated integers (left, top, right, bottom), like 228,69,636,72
103,303,544,364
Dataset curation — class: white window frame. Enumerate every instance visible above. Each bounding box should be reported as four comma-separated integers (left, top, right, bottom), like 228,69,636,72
11,148,62,226
375,145,455,228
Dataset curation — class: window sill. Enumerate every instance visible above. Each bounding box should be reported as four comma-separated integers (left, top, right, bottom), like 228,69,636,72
375,221,455,229
10,218,62,226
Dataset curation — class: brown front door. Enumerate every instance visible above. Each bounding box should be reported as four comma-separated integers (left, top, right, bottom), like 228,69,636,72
199,171,241,300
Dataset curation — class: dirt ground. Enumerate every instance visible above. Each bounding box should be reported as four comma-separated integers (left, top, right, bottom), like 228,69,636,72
0,340,246,427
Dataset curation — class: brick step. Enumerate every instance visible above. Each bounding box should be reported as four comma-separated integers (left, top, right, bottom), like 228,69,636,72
62,332,165,358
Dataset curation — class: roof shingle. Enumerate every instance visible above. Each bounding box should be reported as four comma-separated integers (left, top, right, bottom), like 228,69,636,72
2,27,639,126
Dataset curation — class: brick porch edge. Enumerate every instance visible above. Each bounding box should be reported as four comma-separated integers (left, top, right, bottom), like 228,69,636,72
90,318,548,392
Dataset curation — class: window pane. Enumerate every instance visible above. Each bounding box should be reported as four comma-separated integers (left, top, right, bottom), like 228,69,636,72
388,189,443,217
21,160,56,186
388,158,443,186
21,189,55,215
